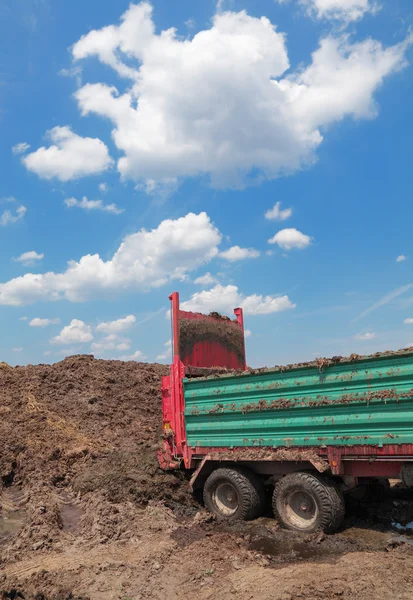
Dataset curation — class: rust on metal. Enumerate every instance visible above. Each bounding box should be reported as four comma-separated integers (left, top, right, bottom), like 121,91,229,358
200,387,413,417
204,447,330,472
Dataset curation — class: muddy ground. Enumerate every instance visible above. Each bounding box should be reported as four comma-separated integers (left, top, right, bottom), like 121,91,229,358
2,356,413,599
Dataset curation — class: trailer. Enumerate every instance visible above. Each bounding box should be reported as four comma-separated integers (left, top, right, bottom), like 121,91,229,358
158,292,413,532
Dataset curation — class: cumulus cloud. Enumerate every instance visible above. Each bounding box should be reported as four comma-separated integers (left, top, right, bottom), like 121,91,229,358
12,142,30,155
64,196,124,215
1,205,26,226
404,318,413,325
54,347,85,357
156,339,172,361
12,347,23,352
181,284,296,315
29,317,61,327
51,319,93,344
69,3,412,190
91,334,132,353
194,273,217,286
96,315,136,333
354,331,376,340
118,350,145,361
219,246,260,261
268,228,312,250
14,251,44,266
265,202,292,221
397,255,407,262
299,0,379,22
22,126,113,181
99,182,108,193
244,329,252,337
0,212,221,306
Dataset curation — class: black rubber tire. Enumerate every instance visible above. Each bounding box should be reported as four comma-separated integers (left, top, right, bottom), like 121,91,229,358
369,478,390,501
273,472,345,533
203,467,265,521
347,478,390,503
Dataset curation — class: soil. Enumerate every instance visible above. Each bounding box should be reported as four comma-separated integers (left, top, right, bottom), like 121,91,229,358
2,356,413,599
179,317,245,365
195,346,413,382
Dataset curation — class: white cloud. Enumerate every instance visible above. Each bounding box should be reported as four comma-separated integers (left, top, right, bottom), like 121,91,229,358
64,196,124,215
1,205,26,226
397,255,407,262
356,284,413,320
12,347,23,352
117,342,131,351
185,18,196,29
404,318,413,325
181,284,296,316
60,66,83,87
99,182,109,193
354,331,376,340
156,340,172,361
70,4,412,190
15,251,44,266
0,212,221,306
22,126,113,181
194,273,217,286
219,246,260,261
54,347,85,357
298,0,379,22
118,350,145,361
268,228,312,250
51,319,93,345
265,202,292,221
19,316,28,321
12,142,30,155
29,317,61,327
96,315,136,333
244,329,252,337
91,334,132,353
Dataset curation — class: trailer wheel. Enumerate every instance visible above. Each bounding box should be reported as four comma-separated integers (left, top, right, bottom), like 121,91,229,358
273,472,345,533
347,478,390,503
203,467,265,520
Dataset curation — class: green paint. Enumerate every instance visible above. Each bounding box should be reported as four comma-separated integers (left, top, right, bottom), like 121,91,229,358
183,351,413,448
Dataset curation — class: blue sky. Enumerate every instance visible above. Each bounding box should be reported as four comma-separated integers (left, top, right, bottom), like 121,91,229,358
1,0,413,367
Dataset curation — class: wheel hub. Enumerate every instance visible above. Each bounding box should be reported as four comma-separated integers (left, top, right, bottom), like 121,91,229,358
284,490,318,527
212,482,239,516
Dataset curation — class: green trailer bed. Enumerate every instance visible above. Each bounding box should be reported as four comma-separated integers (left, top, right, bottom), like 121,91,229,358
184,350,413,448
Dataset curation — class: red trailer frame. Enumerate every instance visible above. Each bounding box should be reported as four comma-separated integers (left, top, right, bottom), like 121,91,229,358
158,292,247,469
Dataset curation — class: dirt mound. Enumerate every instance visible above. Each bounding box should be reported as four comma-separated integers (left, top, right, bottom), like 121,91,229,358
0,355,197,564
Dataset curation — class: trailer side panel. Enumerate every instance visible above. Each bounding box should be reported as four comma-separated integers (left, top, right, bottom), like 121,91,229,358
184,353,413,448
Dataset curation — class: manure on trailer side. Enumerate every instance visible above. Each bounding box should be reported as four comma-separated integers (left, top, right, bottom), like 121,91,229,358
158,292,413,533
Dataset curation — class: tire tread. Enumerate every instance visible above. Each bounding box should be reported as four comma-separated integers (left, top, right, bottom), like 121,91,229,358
273,472,345,533
203,467,264,521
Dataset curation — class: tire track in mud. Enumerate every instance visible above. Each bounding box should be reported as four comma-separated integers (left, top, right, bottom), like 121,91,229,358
4,534,173,579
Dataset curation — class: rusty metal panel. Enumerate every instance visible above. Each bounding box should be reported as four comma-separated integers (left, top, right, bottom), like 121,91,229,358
183,351,413,448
